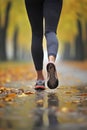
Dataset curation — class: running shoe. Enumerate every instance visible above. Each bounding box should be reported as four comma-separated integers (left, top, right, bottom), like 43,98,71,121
35,80,45,90
46,62,59,89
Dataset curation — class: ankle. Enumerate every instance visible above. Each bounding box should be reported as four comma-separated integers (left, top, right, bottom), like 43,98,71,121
48,55,56,63
36,70,44,81
37,77,44,81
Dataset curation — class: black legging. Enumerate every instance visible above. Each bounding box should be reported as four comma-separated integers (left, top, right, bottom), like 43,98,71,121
25,0,63,71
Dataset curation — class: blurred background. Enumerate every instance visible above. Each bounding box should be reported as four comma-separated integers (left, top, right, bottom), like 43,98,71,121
0,0,87,62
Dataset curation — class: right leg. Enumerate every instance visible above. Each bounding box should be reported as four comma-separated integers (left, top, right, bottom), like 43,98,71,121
25,0,44,80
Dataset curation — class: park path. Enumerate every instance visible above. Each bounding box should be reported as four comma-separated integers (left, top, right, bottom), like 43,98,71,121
0,61,87,130
57,61,87,86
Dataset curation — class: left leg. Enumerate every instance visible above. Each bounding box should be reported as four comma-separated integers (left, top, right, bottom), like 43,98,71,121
44,0,63,60
44,0,63,89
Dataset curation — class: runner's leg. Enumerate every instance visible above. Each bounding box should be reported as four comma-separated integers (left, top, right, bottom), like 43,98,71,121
44,0,63,60
25,0,44,80
44,0,63,88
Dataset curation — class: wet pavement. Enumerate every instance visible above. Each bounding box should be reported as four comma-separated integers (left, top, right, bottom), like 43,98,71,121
0,62,87,130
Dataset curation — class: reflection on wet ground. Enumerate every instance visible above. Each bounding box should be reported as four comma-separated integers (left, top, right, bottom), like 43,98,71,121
0,81,87,130
33,91,59,130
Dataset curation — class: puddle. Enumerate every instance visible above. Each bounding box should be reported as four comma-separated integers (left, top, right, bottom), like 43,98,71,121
0,82,87,130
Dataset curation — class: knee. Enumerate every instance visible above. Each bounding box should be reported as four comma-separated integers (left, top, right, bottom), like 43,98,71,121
32,32,43,44
31,32,43,51
32,31,43,38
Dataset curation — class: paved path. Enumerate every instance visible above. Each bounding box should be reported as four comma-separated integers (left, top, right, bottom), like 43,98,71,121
57,61,87,86
0,61,87,130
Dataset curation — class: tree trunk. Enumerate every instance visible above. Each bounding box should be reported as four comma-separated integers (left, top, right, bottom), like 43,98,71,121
0,2,12,61
63,42,71,60
74,19,84,60
13,26,19,60
85,22,87,59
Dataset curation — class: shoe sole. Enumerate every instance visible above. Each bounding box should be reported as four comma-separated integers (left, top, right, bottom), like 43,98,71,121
35,85,45,91
47,62,58,89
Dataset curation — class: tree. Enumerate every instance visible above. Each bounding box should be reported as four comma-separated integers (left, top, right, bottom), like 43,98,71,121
84,21,87,59
74,19,85,60
62,42,71,60
0,1,12,61
13,26,19,60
